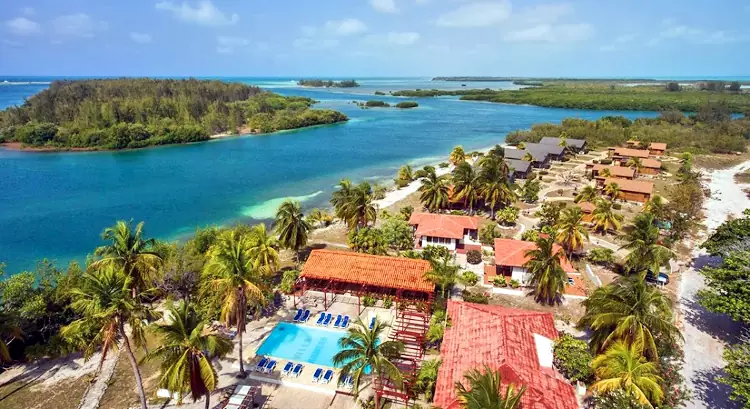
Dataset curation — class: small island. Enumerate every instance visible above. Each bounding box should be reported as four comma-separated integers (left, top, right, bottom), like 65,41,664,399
355,100,419,109
297,79,360,88
0,79,348,151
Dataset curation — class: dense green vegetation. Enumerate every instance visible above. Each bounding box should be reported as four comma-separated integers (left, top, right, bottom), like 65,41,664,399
0,79,348,150
297,79,359,88
395,101,419,109
365,100,390,108
391,89,496,97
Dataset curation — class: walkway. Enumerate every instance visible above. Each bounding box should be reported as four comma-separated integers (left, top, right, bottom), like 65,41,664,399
76,348,121,409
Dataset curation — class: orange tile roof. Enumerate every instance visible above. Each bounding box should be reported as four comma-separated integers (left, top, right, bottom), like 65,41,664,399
565,275,587,297
576,201,596,213
301,250,434,293
493,238,576,273
408,212,480,240
642,158,662,169
592,165,635,178
649,142,667,150
614,147,650,158
434,301,579,409
603,178,654,195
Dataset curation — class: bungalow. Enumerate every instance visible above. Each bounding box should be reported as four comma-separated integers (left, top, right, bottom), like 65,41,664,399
649,142,667,156
588,164,635,186
612,147,651,166
602,178,654,203
504,147,550,168
505,159,531,180
408,213,481,252
484,238,576,286
626,139,642,148
575,201,596,223
640,158,662,175
540,136,587,152
525,143,565,162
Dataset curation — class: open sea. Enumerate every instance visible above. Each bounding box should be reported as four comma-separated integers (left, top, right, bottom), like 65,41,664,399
0,77,660,273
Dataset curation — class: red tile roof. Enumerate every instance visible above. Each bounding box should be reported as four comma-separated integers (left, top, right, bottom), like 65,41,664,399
300,250,434,293
575,201,596,213
408,212,480,240
592,165,635,178
493,238,576,273
434,301,579,409
614,147,650,158
649,142,667,150
603,178,654,195
641,158,662,169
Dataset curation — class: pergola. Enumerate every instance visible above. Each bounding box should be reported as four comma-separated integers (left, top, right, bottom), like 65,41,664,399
293,249,435,314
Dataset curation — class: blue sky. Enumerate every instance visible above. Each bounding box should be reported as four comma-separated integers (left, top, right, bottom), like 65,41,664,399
1,0,748,77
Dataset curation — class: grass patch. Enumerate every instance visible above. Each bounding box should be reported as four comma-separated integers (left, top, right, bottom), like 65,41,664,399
693,151,750,170
98,333,162,409
734,169,750,184
0,377,88,409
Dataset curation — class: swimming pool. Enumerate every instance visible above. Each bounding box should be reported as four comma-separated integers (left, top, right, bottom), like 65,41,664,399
256,322,346,367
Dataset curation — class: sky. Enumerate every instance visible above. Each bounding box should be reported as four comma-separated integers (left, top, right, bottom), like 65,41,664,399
1,0,749,77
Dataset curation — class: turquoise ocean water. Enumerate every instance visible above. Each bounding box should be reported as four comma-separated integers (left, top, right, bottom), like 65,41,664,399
0,77,659,273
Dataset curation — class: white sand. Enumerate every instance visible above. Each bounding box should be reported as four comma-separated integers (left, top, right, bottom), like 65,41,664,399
374,166,452,209
701,160,750,231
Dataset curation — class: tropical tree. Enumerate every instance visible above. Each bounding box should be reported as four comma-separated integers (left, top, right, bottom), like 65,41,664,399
626,157,643,176
642,195,665,220
397,164,415,182
605,182,622,201
619,213,673,275
575,185,599,203
454,365,526,409
452,161,481,214
519,179,541,203
92,220,163,296
449,146,466,165
592,341,664,408
523,237,567,305
478,156,516,219
578,277,680,361
556,207,589,257
306,208,334,228
274,200,311,263
147,301,233,409
419,168,451,212
247,223,279,271
521,152,534,162
592,199,624,234
202,229,269,375
415,359,442,402
333,318,405,408
331,179,356,221
424,255,460,298
331,180,378,229
61,266,153,409
599,168,612,178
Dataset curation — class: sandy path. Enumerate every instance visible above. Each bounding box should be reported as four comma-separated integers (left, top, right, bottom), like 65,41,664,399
679,160,750,409
373,167,451,209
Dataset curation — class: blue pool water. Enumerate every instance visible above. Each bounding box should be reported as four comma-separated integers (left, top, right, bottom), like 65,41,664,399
255,322,346,367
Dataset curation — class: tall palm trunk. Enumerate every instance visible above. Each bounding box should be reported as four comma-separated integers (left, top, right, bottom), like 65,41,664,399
119,321,148,409
205,393,210,409
237,288,246,375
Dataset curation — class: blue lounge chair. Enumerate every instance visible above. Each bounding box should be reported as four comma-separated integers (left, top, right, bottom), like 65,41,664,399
369,316,376,329
322,369,334,384
341,315,350,328
300,309,311,322
254,357,268,372
312,367,323,383
339,374,354,390
281,361,294,376
333,314,342,328
292,363,303,378
263,359,276,374
323,313,333,326
292,309,303,322
315,312,325,325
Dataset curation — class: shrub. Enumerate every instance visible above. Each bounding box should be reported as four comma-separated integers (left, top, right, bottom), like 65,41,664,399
600,158,613,165
612,203,622,210
460,271,479,286
381,217,415,250
492,276,507,287
461,289,489,304
553,333,594,383
592,159,599,164
479,224,502,245
382,296,394,309
588,247,615,265
466,250,482,264
374,91,386,95
496,207,519,226
279,269,300,294
509,279,520,289
362,295,376,307
422,245,451,262
521,229,540,242
438,162,449,168
396,101,419,109
394,178,410,188
539,170,549,175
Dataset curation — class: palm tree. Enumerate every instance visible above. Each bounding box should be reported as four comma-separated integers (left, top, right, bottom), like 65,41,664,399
331,179,356,221
306,208,334,227
592,341,664,408
202,229,269,375
397,164,415,182
419,168,450,212
578,277,680,361
274,200,311,263
247,223,279,271
523,236,567,305
574,185,599,203
333,318,405,408
332,181,378,229
455,365,526,409
592,199,624,234
92,220,163,296
0,317,22,364
521,152,534,162
62,266,152,409
604,182,622,201
452,161,481,214
147,301,233,409
599,168,612,178
555,207,589,257
449,146,466,165
643,195,665,220
424,254,460,298
619,213,673,275
416,359,442,402
626,157,643,176
478,156,516,219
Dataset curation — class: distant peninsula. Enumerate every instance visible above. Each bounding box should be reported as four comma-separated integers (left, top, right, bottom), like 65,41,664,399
0,79,348,151
297,79,360,88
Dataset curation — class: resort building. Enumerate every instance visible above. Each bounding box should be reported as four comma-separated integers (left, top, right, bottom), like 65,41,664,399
611,147,651,165
587,164,635,186
525,143,565,162
639,158,662,175
575,201,596,223
408,213,481,252
484,238,577,285
433,301,580,409
505,158,532,180
649,142,667,156
504,147,550,168
540,136,587,152
601,178,654,203
626,139,642,148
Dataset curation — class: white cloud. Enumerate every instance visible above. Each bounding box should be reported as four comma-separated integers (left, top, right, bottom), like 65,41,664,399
514,3,573,25
5,17,41,36
21,7,35,16
436,2,512,28
53,14,107,38
293,37,340,50
370,0,399,13
216,35,250,53
324,18,368,36
504,23,593,43
130,32,152,44
364,31,420,46
156,1,238,26
649,19,743,46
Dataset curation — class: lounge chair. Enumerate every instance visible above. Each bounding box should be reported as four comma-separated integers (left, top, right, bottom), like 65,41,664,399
292,309,303,322
333,314,342,328
254,357,269,372
281,361,294,376
339,374,354,390
300,309,311,322
323,313,333,326
341,315,350,328
322,369,334,384
228,395,245,406
315,312,326,325
292,363,303,378
369,316,376,329
263,359,276,374
235,385,251,396
312,367,323,383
